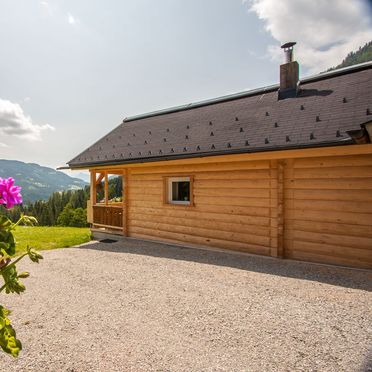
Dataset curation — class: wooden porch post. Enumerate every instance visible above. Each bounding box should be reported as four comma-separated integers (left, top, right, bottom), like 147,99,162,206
104,171,108,205
123,169,129,236
90,170,96,205
87,170,95,225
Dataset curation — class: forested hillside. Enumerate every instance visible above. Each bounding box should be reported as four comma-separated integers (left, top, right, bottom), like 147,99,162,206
1,187,89,227
0,159,87,203
2,175,122,227
329,41,372,70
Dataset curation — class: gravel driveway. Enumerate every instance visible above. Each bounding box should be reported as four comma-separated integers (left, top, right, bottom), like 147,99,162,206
0,238,371,371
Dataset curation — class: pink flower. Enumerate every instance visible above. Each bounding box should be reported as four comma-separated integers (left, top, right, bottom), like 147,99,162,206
0,177,22,209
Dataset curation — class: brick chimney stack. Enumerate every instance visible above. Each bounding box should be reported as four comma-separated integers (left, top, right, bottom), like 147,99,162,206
279,42,299,99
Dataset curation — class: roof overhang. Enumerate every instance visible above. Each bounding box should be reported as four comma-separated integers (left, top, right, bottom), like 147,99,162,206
64,139,358,170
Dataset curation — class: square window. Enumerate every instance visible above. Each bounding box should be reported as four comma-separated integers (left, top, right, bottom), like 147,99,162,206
167,177,192,205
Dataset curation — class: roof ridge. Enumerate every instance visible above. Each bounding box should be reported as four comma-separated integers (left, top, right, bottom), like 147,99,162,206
124,61,372,123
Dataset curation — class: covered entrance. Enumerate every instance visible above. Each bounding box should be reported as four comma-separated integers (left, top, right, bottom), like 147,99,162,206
88,169,127,234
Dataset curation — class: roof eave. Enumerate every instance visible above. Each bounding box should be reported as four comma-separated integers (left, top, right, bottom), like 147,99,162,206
66,138,353,170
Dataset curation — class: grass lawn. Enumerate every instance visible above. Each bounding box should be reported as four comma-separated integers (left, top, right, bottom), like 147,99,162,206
14,226,91,255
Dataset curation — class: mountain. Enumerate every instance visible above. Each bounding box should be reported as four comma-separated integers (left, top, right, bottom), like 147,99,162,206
329,41,372,70
0,159,87,203
74,172,90,183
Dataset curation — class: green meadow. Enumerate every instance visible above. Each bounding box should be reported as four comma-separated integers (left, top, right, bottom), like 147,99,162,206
14,226,91,255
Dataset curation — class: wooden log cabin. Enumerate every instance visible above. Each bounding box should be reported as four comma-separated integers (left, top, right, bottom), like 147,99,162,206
65,45,372,270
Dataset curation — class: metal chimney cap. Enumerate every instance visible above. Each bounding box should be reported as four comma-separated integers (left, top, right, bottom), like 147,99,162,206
281,42,296,49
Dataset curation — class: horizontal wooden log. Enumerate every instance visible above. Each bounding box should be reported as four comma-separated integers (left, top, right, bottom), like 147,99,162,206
194,188,270,198
291,220,372,239
130,194,162,202
285,178,372,190
292,199,372,214
129,189,163,197
130,213,270,237
132,169,271,180
284,209,372,226
293,166,372,179
285,249,371,269
130,160,270,175
193,195,271,207
292,189,372,202
128,227,271,256
195,179,271,189
130,180,163,187
194,203,271,217
92,223,122,230
130,200,271,217
293,154,372,168
195,170,271,180
130,194,271,207
130,219,270,246
128,206,271,226
288,240,372,262
131,187,270,199
291,229,372,250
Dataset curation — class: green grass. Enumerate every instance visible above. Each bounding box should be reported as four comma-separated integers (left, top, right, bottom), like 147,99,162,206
14,226,91,255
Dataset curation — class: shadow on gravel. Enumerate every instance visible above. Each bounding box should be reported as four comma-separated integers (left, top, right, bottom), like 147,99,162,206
360,352,372,372
77,238,372,292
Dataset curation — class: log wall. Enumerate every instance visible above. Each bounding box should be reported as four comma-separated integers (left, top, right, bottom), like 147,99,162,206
284,154,372,269
90,150,372,269
127,160,276,256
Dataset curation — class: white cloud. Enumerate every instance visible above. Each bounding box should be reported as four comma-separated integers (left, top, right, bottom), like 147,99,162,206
0,99,55,141
0,142,9,148
40,1,53,16
23,97,31,103
68,13,76,24
246,0,372,73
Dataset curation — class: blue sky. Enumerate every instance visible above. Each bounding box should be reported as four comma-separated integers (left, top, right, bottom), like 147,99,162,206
0,0,371,172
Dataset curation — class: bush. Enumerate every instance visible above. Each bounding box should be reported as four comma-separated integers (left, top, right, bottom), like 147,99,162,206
57,204,88,227
70,208,87,228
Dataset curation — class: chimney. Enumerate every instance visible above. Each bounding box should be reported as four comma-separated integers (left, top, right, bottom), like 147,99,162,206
279,42,299,99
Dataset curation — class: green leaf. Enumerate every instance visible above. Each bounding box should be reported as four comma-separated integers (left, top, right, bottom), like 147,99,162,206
27,247,43,263
1,266,26,294
20,215,38,227
17,272,30,279
0,305,22,357
0,242,9,251
0,230,15,256
0,216,12,229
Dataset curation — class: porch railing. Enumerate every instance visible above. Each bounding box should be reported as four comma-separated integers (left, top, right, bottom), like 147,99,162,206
92,204,123,229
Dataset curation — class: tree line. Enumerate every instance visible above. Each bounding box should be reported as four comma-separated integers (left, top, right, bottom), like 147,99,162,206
1,175,123,227
1,187,90,227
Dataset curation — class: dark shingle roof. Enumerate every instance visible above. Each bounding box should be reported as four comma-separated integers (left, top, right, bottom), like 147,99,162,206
68,62,372,168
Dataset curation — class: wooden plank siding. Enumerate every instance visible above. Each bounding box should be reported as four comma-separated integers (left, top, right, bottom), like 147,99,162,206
128,160,273,256
89,150,372,270
284,155,372,269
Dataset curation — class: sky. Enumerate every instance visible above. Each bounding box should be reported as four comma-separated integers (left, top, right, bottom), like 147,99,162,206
0,0,371,174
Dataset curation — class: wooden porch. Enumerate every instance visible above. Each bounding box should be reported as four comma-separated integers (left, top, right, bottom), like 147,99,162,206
87,169,128,234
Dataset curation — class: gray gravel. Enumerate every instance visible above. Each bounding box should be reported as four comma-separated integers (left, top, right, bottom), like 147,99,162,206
0,238,371,372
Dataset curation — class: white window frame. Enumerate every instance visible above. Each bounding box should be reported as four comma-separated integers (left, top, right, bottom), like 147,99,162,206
167,177,191,205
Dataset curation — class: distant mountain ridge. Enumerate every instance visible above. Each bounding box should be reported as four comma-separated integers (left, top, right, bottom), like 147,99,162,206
0,159,87,203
